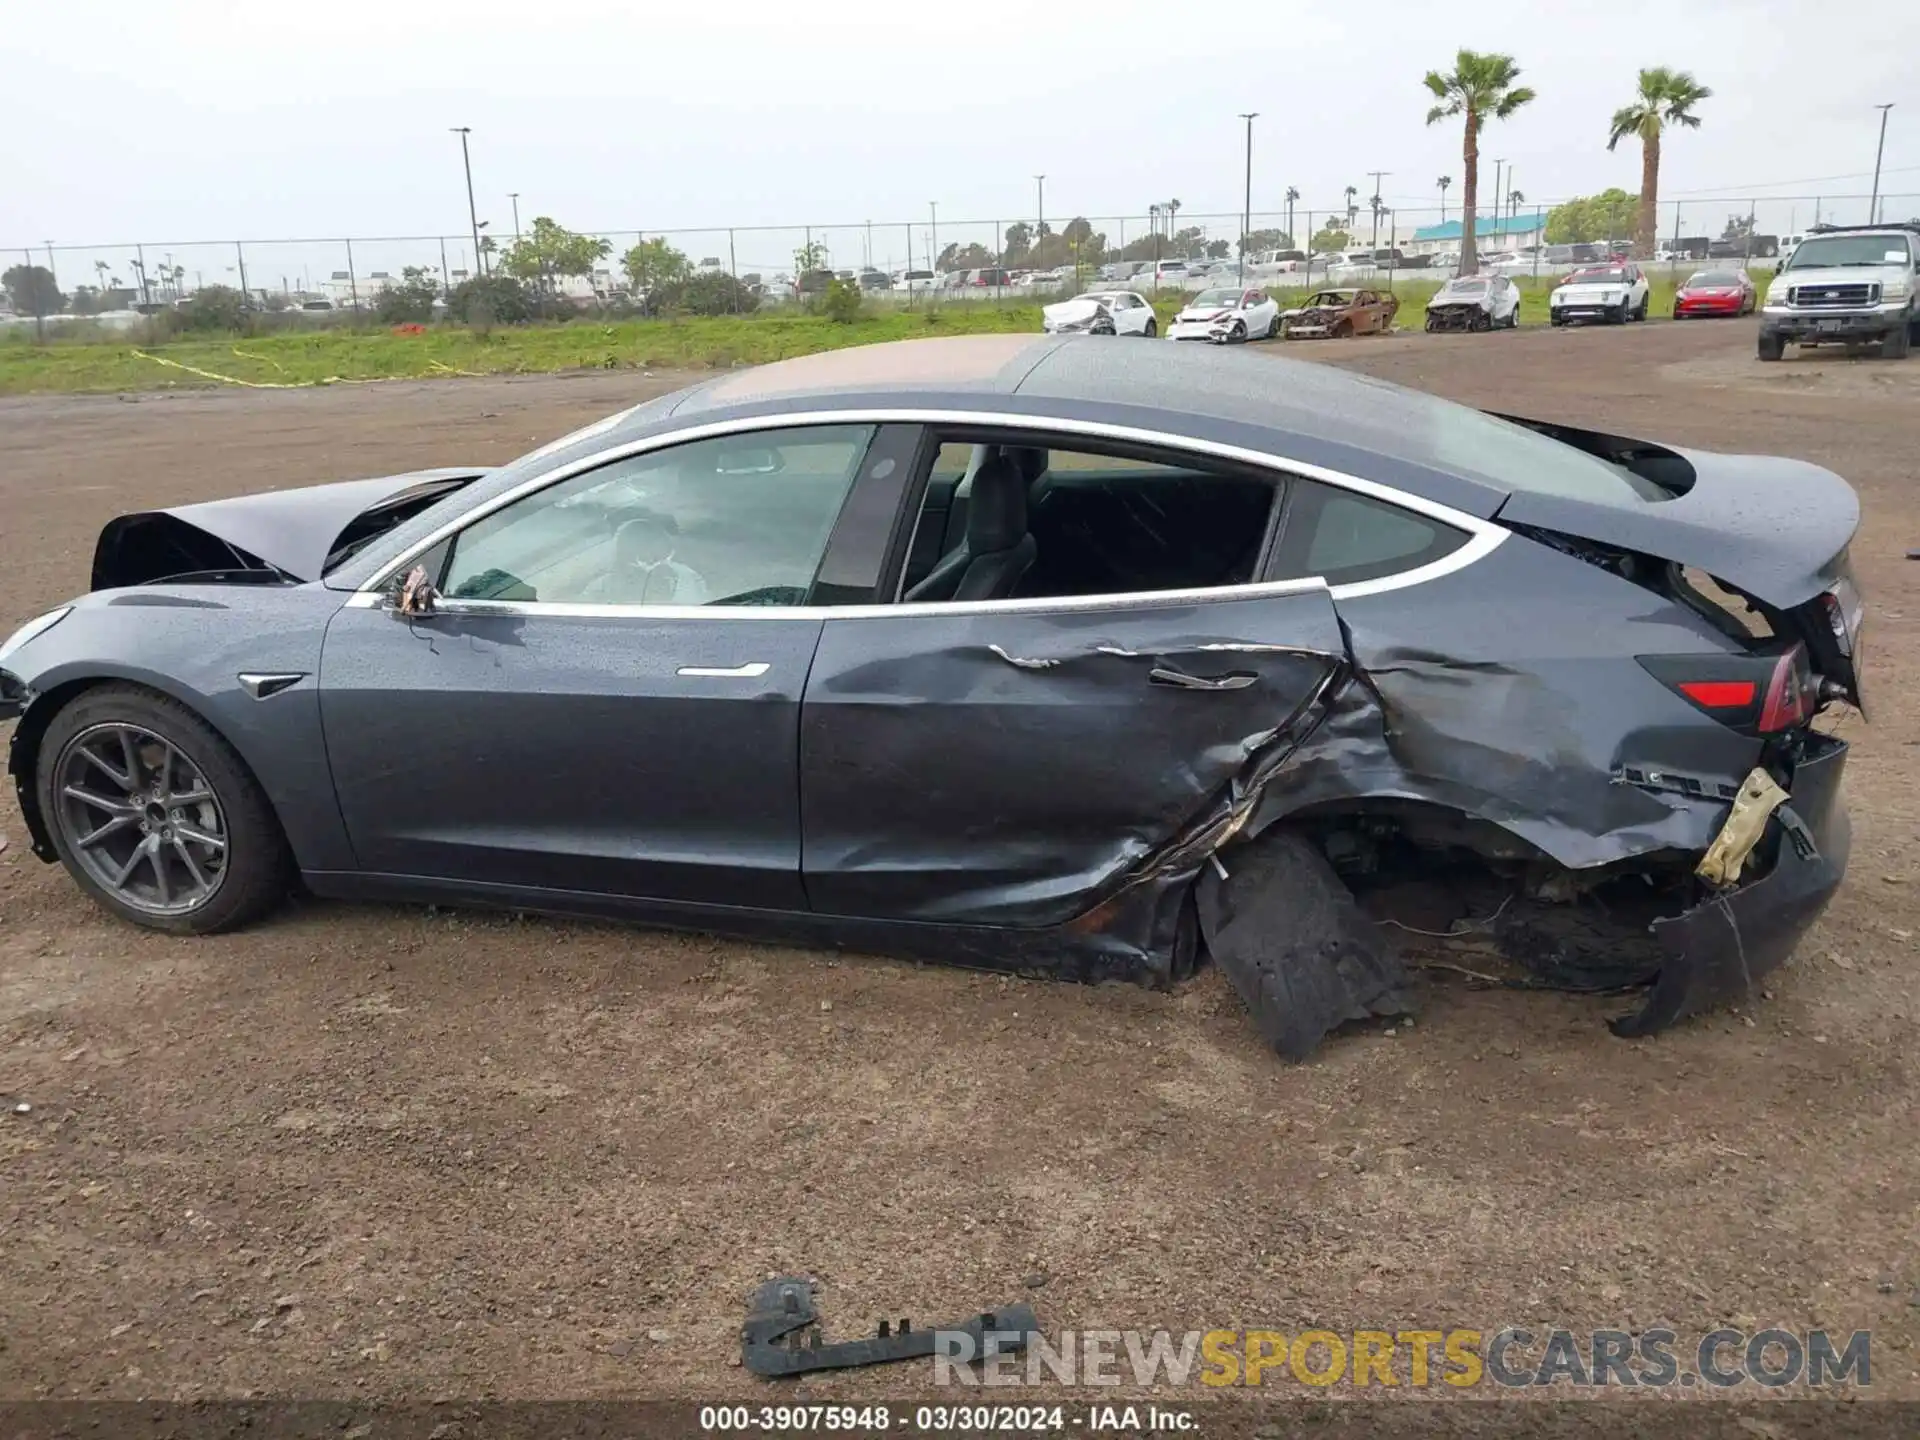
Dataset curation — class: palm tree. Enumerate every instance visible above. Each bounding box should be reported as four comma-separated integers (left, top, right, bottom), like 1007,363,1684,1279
1423,50,1536,274
1608,67,1711,258
1284,186,1300,247
1436,175,1452,222
1507,189,1525,224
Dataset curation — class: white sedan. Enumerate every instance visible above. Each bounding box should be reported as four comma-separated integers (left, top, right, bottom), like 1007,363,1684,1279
1166,287,1282,343
1549,263,1650,325
1040,290,1159,337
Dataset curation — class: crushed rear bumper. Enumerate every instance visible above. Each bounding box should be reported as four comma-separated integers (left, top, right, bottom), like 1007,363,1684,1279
1613,735,1851,1036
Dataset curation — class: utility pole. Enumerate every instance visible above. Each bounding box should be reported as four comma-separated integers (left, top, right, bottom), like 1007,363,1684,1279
1034,174,1046,237
1490,159,1505,250
1367,169,1389,251
509,192,522,241
1870,104,1894,224
235,241,250,310
451,127,485,278
929,202,939,272
1239,114,1258,281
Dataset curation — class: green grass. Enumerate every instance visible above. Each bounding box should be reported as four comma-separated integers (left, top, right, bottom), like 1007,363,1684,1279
0,268,1764,397
0,306,1046,396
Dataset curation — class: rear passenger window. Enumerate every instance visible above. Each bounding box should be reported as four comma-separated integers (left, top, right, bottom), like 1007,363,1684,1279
1270,480,1466,587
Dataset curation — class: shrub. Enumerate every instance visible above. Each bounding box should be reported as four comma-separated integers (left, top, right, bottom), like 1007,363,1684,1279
177,285,249,333
374,267,440,325
446,275,532,328
651,271,759,317
821,277,863,324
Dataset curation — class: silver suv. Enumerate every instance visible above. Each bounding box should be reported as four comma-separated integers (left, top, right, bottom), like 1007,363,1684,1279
1758,223,1920,360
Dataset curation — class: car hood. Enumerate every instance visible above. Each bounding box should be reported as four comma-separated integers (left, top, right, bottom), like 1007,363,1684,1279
91,467,489,589
1555,282,1627,299
1431,286,1492,308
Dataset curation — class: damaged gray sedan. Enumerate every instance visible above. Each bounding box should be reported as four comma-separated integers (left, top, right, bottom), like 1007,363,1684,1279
0,335,1865,1057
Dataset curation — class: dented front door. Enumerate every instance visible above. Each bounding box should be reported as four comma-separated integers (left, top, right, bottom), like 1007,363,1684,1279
798,588,1348,925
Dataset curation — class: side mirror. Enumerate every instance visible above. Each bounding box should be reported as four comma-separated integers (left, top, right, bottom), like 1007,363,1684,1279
391,565,440,618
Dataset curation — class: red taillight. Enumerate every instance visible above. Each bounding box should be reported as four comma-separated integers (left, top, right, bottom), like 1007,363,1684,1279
1757,645,1813,733
1678,680,1756,708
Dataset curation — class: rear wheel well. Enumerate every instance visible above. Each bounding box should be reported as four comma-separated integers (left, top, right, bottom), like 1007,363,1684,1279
1263,800,1694,991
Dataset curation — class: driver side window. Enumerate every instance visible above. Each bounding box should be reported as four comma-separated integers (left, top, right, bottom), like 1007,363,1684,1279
437,424,874,607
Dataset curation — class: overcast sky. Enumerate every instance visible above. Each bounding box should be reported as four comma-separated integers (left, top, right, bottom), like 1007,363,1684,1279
4,0,1916,267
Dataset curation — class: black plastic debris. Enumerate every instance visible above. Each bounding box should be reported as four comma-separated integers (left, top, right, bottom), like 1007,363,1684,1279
1197,830,1413,1060
741,1277,1039,1377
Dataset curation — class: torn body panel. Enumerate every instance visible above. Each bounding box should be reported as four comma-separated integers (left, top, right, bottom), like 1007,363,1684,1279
797,589,1351,975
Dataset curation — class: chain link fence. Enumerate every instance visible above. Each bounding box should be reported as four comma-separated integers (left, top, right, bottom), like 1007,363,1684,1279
8,191,1918,330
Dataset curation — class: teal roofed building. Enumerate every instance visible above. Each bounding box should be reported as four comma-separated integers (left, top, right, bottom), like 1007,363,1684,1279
1409,214,1545,255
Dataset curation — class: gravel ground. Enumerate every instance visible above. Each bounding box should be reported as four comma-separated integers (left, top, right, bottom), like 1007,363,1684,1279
1,324,1916,1405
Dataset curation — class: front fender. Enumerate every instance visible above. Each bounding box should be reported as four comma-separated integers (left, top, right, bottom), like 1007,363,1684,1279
4,586,356,872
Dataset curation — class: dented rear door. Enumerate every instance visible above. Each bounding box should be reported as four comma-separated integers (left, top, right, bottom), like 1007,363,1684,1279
798,589,1348,925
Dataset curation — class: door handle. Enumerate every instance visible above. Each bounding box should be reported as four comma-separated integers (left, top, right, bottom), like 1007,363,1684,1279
1148,666,1257,692
676,662,771,678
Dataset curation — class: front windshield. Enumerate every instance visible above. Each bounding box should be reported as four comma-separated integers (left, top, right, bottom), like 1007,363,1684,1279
1785,235,1915,270
1568,267,1629,284
1689,271,1742,287
1446,279,1488,294
1192,290,1239,307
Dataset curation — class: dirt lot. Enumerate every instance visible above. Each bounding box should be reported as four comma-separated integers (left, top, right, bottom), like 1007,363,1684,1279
2,325,1916,1405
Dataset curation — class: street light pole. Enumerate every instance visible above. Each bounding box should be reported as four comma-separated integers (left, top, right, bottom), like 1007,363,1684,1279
451,127,485,278
1367,169,1389,252
1870,104,1894,224
1490,159,1506,250
929,202,939,273
1238,113,1258,281
1034,174,1045,238
509,192,522,241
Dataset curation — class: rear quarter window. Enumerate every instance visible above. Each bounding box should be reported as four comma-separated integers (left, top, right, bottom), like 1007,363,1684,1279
1271,480,1466,587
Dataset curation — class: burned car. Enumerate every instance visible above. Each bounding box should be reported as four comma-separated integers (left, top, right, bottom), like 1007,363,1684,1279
0,336,1864,1058
1281,288,1399,338
1424,274,1521,331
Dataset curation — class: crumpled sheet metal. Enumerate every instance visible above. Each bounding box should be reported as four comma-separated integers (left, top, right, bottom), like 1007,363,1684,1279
799,606,1351,972
1242,645,1730,869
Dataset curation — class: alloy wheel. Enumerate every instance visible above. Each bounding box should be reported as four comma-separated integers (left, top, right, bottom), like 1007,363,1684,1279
54,722,229,916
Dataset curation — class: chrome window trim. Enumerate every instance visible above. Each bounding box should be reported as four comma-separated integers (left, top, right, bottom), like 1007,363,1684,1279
349,407,1507,619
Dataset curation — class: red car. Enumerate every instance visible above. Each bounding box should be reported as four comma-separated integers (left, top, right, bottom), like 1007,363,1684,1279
1674,269,1756,318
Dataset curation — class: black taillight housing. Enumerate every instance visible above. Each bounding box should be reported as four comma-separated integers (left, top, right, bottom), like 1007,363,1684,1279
1638,644,1816,736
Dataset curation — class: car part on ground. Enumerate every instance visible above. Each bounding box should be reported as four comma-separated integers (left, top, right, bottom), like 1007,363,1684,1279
1757,223,1920,361
741,1277,1039,1377
1424,275,1521,332
1,337,1866,1060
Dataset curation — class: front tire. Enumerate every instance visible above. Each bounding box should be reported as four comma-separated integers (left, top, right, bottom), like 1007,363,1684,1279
1228,320,1247,344
1883,324,1912,360
36,685,290,934
1143,319,1157,338
1757,331,1785,362
1265,312,1281,339
1610,300,1629,325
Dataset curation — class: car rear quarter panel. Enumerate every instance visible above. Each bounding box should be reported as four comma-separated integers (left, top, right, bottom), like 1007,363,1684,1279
6,586,356,871
1264,536,1765,866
